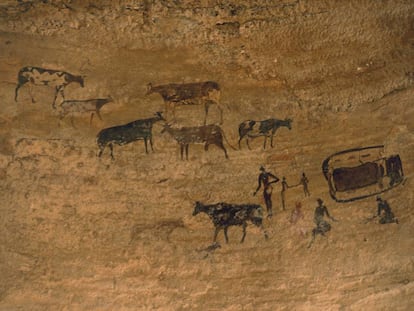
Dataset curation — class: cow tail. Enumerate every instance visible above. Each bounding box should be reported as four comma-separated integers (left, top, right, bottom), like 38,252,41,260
221,129,237,150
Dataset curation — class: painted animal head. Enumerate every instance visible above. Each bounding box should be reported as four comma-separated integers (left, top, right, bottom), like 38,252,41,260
155,111,166,121
193,201,204,216
285,118,293,130
75,75,85,87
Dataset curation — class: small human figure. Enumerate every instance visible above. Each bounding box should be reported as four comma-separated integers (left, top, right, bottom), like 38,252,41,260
300,172,310,196
376,196,398,224
253,166,280,218
290,201,303,224
290,201,306,237
308,198,337,248
281,176,290,211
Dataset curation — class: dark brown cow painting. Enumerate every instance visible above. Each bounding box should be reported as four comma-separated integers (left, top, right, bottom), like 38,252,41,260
332,162,384,192
322,145,404,203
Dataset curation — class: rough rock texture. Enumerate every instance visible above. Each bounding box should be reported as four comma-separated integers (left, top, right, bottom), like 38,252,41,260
0,1,413,310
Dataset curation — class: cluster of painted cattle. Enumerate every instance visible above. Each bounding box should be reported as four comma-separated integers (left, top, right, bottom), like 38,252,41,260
13,65,298,246
15,66,113,127
14,66,293,160
15,66,403,248
15,66,403,249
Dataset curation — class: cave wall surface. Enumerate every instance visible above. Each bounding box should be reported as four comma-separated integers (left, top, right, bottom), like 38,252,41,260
0,1,413,310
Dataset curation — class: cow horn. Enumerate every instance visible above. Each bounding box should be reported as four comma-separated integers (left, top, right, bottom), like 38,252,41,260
185,191,211,203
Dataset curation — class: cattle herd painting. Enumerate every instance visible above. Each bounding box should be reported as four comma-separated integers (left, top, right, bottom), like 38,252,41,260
0,1,413,310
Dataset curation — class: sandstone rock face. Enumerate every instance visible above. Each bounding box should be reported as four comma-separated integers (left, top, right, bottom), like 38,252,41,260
0,1,413,310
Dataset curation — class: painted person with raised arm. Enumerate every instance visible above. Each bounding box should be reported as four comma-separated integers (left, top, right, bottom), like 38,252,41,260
253,166,280,218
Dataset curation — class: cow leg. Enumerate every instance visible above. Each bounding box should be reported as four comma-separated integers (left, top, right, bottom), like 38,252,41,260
53,87,61,109
15,83,24,102
281,191,286,211
246,138,252,150
149,135,154,152
28,84,36,103
97,145,105,158
52,88,58,108
171,103,177,122
260,225,269,240
96,109,103,121
270,128,279,148
213,227,221,243
240,222,247,243
53,86,65,109
263,136,267,150
216,142,228,159
90,113,95,126
109,143,115,160
204,102,210,125
238,136,243,149
144,138,148,154
185,144,189,160
180,144,185,160
224,227,229,243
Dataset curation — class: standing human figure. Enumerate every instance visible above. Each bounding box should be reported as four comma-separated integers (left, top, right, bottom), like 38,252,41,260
308,198,336,248
300,172,310,196
376,196,398,224
253,166,280,218
281,176,290,211
290,201,306,237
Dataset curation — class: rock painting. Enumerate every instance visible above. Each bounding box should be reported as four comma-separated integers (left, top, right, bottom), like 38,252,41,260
192,201,268,246
376,196,399,225
15,66,85,108
238,118,292,149
308,198,338,248
322,145,404,203
253,166,280,217
58,96,113,127
161,123,235,160
96,112,165,159
146,81,222,124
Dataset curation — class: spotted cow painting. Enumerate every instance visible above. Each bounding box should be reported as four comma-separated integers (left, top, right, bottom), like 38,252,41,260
15,66,84,108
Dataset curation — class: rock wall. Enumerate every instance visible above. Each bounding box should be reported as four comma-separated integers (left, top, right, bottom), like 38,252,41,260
0,1,413,310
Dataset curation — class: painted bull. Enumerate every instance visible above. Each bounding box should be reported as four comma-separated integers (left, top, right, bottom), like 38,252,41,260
15,66,84,108
146,81,222,124
322,145,404,202
238,118,292,149
97,112,165,159
161,123,235,160
193,201,269,244
332,162,384,192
